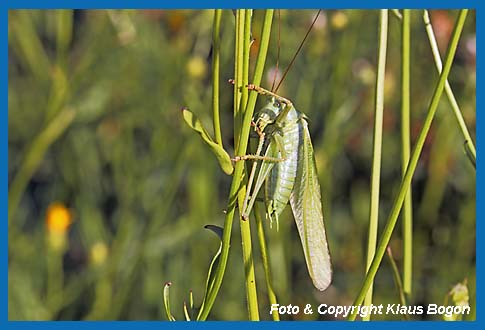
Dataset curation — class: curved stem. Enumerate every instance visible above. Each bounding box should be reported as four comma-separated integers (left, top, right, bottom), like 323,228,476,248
8,108,76,225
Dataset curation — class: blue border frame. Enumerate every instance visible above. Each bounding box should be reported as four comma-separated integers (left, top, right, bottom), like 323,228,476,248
4,1,480,328
2,1,480,9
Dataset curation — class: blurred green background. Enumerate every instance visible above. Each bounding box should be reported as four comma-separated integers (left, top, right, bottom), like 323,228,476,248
8,9,475,320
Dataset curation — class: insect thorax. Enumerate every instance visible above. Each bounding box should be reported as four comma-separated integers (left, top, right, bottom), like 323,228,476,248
254,96,299,132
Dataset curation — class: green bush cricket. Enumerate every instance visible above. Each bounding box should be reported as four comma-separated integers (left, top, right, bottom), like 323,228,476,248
235,83,332,291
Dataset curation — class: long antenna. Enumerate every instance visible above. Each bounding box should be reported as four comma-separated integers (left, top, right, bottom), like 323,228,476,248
274,9,322,93
270,10,281,92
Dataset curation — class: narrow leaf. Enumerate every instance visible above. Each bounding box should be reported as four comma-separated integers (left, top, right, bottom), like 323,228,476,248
189,290,194,310
183,301,191,321
197,225,223,320
182,108,234,175
163,282,176,321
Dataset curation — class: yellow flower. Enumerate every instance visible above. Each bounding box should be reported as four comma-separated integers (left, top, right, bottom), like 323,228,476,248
331,11,349,30
186,56,207,79
46,202,72,234
90,242,109,266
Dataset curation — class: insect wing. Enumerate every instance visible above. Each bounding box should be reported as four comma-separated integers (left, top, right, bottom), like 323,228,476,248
289,119,332,291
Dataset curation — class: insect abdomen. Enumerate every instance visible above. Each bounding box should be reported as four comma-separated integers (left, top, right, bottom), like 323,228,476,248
266,109,302,219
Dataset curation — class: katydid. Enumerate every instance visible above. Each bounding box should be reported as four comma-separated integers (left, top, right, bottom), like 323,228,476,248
236,84,332,291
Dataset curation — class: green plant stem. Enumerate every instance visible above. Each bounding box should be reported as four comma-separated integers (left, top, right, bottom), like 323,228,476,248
391,9,403,20
46,247,64,316
212,9,222,146
423,10,476,166
401,9,413,296
237,9,260,321
8,108,76,226
348,9,468,321
255,203,279,321
10,11,51,81
240,10,252,117
363,9,388,321
8,10,75,224
197,10,274,321
386,247,408,319
233,11,244,147
239,189,259,320
47,11,72,122
56,10,73,72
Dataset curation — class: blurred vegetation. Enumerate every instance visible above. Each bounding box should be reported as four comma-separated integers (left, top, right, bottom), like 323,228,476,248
8,9,475,320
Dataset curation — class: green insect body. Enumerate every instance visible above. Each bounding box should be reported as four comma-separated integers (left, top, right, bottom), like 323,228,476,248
260,100,301,227
242,86,332,291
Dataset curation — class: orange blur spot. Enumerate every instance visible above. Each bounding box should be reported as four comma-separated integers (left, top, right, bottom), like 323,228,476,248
46,203,72,234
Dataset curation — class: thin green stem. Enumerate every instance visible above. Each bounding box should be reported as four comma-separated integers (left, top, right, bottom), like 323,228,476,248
363,9,388,321
239,189,259,320
348,9,468,321
237,9,260,321
10,11,51,81
197,10,274,320
212,9,222,146
423,10,476,166
8,10,77,225
391,9,403,21
386,247,408,317
233,11,244,147
401,9,413,296
255,203,279,321
8,108,76,226
240,10,252,115
47,11,73,122
56,10,73,72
